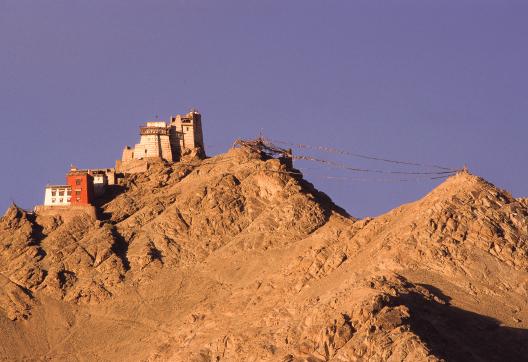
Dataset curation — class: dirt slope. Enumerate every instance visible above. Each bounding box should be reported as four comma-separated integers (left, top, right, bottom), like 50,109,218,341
0,147,527,361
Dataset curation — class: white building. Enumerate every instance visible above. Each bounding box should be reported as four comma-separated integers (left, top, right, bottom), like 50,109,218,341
44,185,72,206
42,167,114,207
133,121,173,161
120,110,205,167
91,171,108,197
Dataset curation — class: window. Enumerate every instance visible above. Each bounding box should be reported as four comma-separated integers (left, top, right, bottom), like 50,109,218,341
75,179,82,185
51,198,56,203
75,191,81,196
67,190,71,196
52,191,56,196
59,190,64,196
59,199,63,203
76,198,80,202
67,198,71,202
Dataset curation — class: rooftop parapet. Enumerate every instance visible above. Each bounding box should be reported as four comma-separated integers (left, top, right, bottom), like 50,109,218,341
145,121,167,127
45,185,72,189
140,126,170,136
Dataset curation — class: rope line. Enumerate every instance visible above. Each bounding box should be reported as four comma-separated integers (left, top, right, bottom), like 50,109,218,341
231,136,460,184
272,139,455,171
306,173,453,183
293,155,458,176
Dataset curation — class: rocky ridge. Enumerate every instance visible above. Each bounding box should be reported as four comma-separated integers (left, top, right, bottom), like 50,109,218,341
0,147,527,361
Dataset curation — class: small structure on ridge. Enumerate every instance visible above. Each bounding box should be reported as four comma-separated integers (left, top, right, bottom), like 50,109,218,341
234,137,293,169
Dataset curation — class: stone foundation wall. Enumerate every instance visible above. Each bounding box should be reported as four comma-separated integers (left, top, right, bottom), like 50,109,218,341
117,158,149,174
34,205,97,221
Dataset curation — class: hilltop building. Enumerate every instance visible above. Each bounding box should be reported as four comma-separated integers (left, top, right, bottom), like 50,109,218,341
43,167,115,207
169,110,205,159
117,109,205,173
123,121,173,162
89,168,116,196
44,185,71,206
41,108,203,208
67,169,94,205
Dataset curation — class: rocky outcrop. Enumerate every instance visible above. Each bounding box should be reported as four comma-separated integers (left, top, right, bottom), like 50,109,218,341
0,203,127,310
0,149,527,361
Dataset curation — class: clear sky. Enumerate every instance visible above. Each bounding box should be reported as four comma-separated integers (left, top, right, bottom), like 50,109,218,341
1,1,527,218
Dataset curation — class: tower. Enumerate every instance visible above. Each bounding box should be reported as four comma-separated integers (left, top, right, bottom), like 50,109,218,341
134,122,173,162
117,109,206,173
66,168,94,205
169,110,205,159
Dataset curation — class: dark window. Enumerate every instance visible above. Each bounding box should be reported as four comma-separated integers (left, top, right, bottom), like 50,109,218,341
75,179,82,185
75,191,81,196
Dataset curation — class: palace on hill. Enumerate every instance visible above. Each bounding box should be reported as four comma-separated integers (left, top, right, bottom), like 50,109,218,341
116,109,205,173
41,109,205,208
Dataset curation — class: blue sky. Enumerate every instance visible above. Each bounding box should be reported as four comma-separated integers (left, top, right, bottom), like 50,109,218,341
1,1,527,217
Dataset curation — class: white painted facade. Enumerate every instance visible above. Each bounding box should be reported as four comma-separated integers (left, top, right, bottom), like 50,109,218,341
134,134,172,160
146,121,167,128
133,122,173,161
88,168,116,185
92,173,108,197
44,185,72,206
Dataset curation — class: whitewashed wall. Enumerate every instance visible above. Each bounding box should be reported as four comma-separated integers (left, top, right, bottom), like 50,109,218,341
44,186,71,206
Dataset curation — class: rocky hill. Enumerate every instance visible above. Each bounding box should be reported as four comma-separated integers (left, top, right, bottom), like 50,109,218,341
0,147,527,361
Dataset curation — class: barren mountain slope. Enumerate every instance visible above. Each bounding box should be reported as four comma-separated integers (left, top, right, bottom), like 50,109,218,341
0,147,527,361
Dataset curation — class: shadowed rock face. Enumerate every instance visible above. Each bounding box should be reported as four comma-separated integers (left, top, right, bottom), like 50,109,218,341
0,148,527,361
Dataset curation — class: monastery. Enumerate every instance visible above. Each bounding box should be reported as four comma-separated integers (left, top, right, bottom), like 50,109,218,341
42,109,205,208
117,109,205,173
43,168,116,207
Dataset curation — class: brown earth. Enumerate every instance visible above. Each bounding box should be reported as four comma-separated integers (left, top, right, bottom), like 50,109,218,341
0,147,527,361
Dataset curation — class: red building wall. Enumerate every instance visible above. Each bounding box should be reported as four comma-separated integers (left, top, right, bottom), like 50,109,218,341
66,172,94,205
